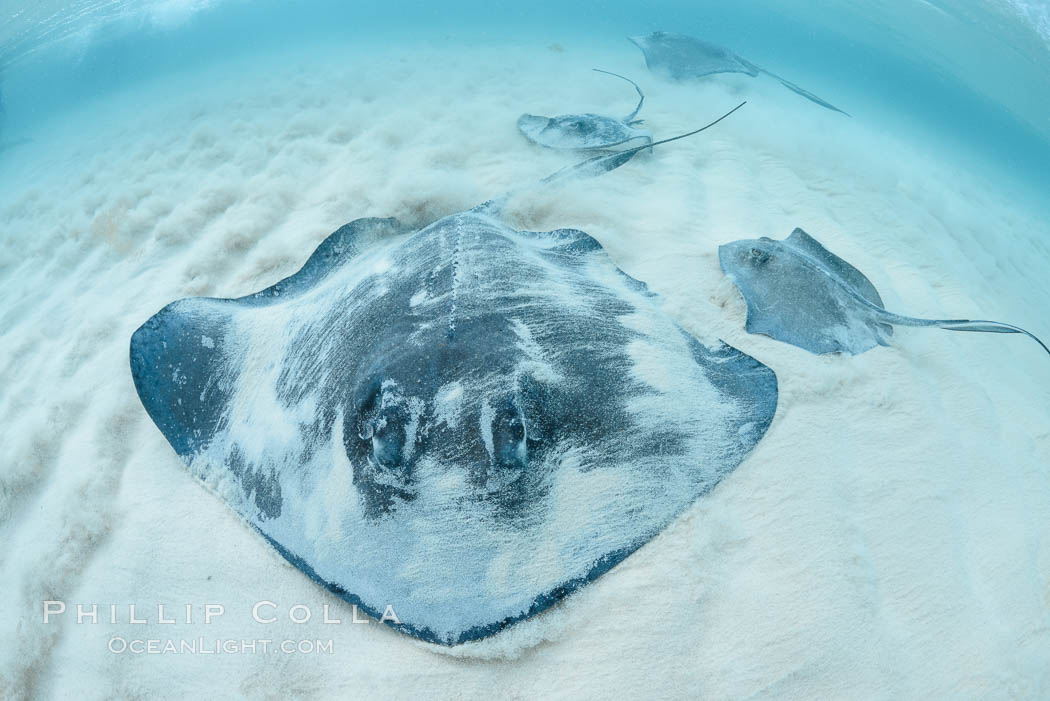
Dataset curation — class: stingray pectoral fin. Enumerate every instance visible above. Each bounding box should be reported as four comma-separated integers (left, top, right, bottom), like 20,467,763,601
757,68,850,116
130,217,405,455
741,300,769,336
541,149,643,184
786,228,886,308
268,217,406,299
225,216,408,306
130,298,239,457
627,34,652,69
517,114,550,143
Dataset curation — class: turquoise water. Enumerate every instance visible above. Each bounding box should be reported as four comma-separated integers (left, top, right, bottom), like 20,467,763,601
3,0,1050,198
3,4,1050,695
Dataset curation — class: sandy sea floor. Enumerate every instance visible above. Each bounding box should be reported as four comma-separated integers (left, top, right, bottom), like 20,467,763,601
1,39,1049,699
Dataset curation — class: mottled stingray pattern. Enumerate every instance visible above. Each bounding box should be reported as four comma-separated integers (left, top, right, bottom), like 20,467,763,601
129,116,772,646
517,69,653,151
720,228,1050,356
129,135,776,645
131,216,779,645
629,31,850,116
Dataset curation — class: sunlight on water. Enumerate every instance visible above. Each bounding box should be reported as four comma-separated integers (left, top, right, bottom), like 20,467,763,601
2,0,1048,192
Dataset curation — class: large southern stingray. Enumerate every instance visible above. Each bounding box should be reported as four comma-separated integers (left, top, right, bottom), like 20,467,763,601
130,105,776,646
629,31,850,116
719,228,1049,356
517,69,653,151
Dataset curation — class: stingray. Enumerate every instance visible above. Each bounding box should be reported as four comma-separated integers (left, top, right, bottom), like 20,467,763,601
719,228,1050,356
129,105,775,646
629,31,850,116
517,69,653,151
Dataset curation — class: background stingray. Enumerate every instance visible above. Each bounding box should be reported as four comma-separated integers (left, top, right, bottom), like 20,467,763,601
629,31,850,116
517,69,653,151
719,228,1049,356
129,109,775,646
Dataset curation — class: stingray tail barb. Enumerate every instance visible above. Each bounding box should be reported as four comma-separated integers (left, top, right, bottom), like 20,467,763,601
592,68,646,122
755,67,850,117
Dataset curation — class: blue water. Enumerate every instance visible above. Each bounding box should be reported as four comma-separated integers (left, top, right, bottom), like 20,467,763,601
2,0,1049,196
2,5,1050,693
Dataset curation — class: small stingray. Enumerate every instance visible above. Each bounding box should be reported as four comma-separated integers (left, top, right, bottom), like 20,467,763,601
517,69,653,151
719,228,1050,356
130,104,772,646
629,31,850,116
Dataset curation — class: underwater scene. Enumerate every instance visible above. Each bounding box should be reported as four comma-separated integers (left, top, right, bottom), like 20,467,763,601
1,1,1049,698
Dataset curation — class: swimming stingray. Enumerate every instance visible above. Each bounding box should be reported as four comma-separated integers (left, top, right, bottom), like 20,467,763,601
517,69,653,151
629,31,850,116
719,228,1049,356
130,104,775,646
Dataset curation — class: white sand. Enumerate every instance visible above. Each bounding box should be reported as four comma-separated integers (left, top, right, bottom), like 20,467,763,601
1,39,1049,699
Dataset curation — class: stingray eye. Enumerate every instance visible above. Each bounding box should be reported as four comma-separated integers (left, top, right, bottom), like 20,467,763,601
370,407,408,469
494,411,527,467
356,381,420,477
500,411,526,444
749,247,770,265
485,396,528,470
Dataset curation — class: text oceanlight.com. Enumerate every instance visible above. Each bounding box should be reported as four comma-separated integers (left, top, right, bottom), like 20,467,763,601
107,637,334,655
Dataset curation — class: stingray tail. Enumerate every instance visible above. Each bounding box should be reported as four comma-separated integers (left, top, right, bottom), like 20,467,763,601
592,68,645,122
540,100,747,186
851,293,1050,358
756,68,850,117
883,311,1050,357
934,320,1050,357
476,102,746,217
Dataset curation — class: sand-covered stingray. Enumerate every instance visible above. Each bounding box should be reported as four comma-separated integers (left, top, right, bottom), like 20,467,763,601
517,69,653,151
630,31,849,116
719,228,1050,356
129,105,776,646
